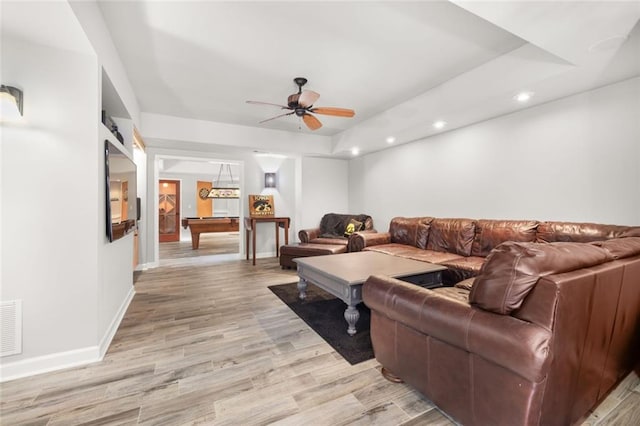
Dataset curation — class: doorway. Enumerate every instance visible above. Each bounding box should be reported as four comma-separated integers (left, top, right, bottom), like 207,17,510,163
159,179,180,242
155,157,244,266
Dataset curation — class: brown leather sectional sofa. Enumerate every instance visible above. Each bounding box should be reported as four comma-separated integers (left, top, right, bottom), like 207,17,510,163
357,217,640,425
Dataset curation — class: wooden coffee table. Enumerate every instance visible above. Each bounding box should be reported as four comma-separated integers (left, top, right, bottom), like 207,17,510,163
294,251,446,336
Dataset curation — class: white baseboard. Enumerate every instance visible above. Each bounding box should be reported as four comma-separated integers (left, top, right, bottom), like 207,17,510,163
137,261,158,270
0,287,135,383
0,346,100,383
99,286,135,358
254,251,278,260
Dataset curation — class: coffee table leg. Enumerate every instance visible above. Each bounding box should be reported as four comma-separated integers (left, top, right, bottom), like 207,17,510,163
344,304,360,336
297,278,308,300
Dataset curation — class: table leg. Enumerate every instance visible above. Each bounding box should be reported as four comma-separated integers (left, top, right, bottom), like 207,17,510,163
344,304,360,336
275,222,280,257
297,278,308,300
191,232,200,250
252,220,257,266
245,228,249,260
284,220,289,245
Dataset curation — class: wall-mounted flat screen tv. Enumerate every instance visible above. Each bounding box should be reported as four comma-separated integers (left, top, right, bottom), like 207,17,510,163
105,139,137,242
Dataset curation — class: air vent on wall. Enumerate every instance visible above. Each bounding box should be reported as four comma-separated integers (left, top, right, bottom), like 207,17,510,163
1,300,22,357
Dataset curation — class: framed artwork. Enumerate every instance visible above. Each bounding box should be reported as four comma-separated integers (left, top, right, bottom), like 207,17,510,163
248,194,274,217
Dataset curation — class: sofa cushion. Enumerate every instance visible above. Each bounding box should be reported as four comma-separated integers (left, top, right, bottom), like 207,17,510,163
454,278,476,291
309,237,348,246
591,237,640,259
364,244,463,264
440,256,485,274
343,218,363,237
389,217,433,248
536,221,636,243
471,220,539,257
470,241,612,315
426,218,476,256
431,286,470,304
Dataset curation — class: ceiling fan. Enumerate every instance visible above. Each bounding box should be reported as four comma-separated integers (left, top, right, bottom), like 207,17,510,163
246,77,355,131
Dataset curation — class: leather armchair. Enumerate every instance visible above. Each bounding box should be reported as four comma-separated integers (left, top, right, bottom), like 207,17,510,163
298,213,374,250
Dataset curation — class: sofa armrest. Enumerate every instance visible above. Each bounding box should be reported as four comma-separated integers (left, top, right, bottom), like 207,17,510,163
363,275,551,382
299,227,321,243
346,229,377,252
349,231,391,252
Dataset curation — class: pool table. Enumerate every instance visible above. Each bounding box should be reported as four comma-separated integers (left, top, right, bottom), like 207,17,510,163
181,216,240,249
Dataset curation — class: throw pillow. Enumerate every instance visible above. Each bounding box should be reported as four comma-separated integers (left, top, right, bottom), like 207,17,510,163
343,218,363,237
469,241,612,315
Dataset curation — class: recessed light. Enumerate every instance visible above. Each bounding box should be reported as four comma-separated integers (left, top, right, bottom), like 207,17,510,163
433,120,447,130
386,136,396,144
351,147,360,156
514,92,534,103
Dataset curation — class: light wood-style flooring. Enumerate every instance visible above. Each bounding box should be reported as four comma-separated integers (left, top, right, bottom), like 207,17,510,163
159,233,240,260
1,258,639,425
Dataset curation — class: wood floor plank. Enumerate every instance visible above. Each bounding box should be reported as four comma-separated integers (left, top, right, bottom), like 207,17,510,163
1,257,638,425
47,394,142,425
159,232,239,260
270,393,367,426
399,408,457,426
594,390,640,426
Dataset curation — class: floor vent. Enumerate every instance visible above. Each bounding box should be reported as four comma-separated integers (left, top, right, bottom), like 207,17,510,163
1,300,22,357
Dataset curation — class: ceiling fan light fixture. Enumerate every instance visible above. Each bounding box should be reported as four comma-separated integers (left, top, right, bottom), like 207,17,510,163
246,77,355,131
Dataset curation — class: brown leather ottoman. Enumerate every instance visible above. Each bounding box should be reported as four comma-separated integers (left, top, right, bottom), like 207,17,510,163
279,243,347,269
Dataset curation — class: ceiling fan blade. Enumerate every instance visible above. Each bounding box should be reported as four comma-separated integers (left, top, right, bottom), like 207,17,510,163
310,107,355,118
259,111,295,124
246,100,291,109
298,90,320,108
302,113,322,131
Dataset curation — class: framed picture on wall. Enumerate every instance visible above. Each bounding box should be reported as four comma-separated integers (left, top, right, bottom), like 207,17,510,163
248,194,274,217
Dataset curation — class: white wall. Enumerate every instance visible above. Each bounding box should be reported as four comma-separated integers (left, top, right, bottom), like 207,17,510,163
134,146,147,267
0,36,100,375
349,77,640,228
300,157,350,231
70,1,141,125
97,128,135,355
1,2,139,381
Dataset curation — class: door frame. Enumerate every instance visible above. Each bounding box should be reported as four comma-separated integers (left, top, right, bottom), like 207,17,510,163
158,179,181,243
150,154,246,266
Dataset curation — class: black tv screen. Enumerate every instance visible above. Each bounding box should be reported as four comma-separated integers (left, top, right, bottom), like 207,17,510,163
105,139,137,242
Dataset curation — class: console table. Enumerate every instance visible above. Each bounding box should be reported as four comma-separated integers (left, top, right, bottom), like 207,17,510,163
244,216,290,265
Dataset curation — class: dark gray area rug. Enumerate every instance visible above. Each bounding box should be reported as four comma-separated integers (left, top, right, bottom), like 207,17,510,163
268,282,374,365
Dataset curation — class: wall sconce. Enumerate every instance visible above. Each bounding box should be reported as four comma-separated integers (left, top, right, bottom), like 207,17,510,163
0,85,24,120
264,172,276,188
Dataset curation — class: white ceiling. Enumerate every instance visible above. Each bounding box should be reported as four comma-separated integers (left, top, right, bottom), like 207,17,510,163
4,1,639,158
97,1,526,136
95,0,640,157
